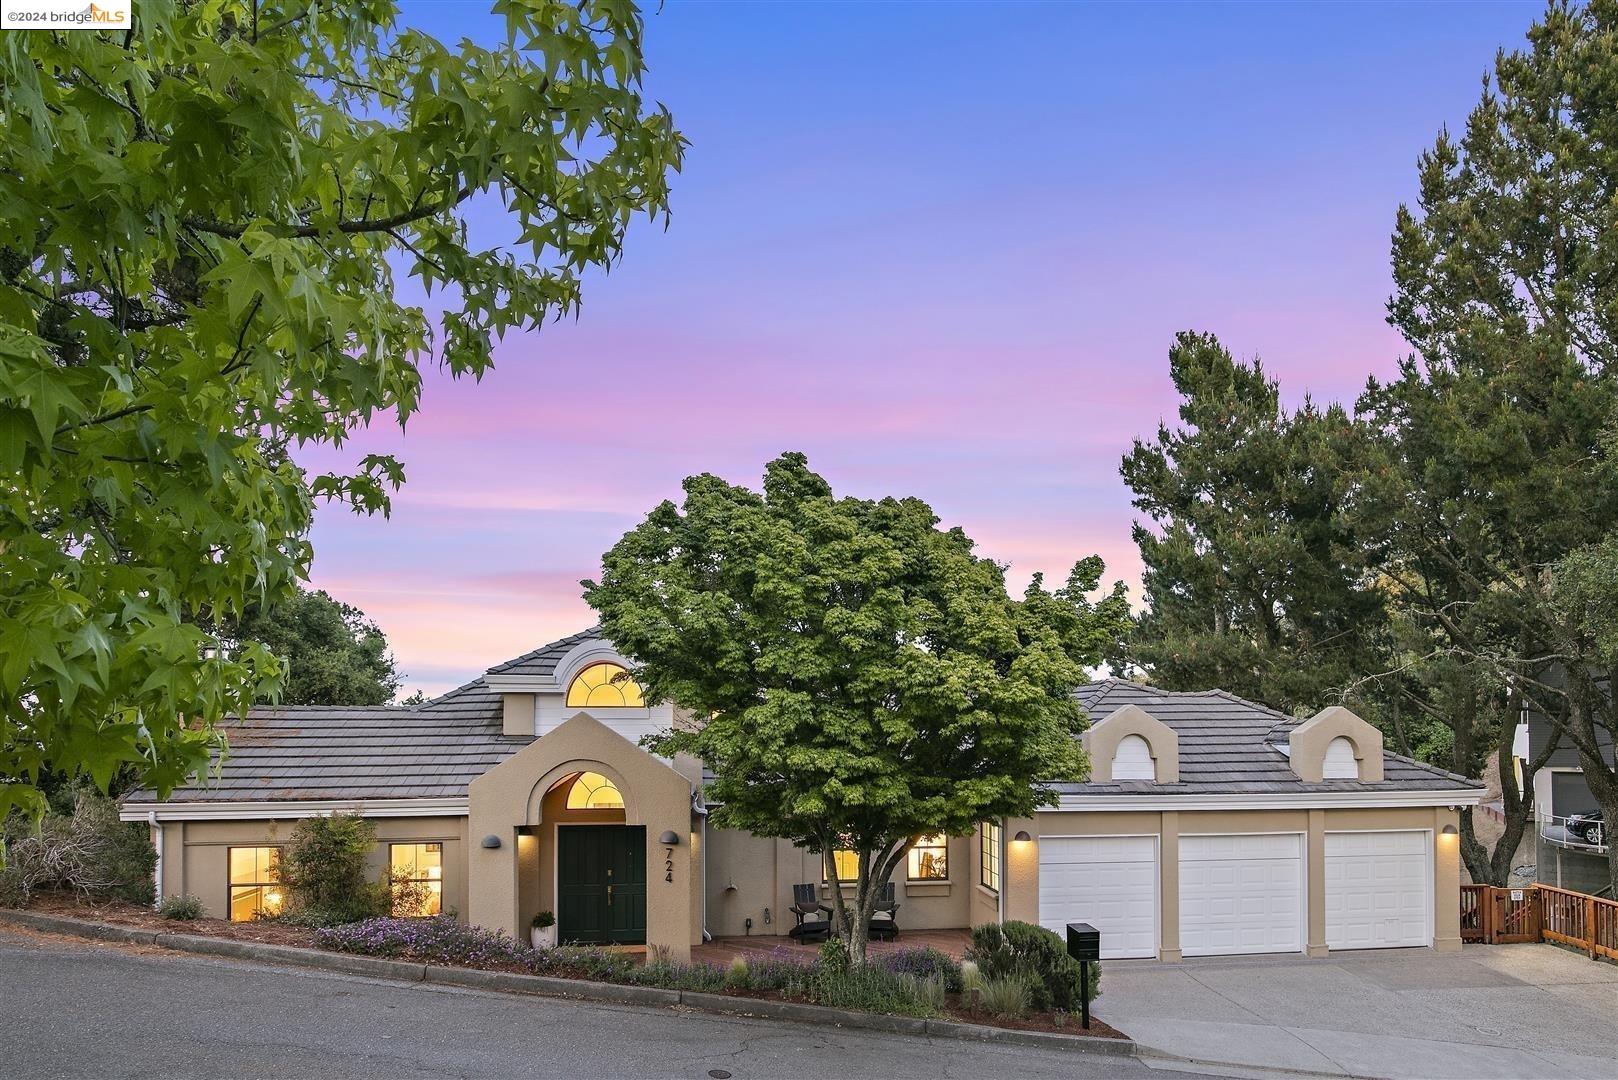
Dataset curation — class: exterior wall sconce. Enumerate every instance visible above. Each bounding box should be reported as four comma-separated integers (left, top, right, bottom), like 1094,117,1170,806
659,830,681,845
481,835,502,849
1441,824,1458,836
1013,830,1032,843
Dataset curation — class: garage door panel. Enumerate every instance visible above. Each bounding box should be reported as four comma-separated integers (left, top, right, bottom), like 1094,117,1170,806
1038,836,1157,960
1325,831,1430,950
1180,833,1303,957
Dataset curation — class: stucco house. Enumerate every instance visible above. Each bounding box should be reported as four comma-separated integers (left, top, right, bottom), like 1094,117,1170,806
122,628,1483,962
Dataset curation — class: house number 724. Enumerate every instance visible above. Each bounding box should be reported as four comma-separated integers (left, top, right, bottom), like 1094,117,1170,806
664,847,674,883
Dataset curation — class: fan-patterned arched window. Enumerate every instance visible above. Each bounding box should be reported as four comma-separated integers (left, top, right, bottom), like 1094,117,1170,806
565,661,645,709
565,771,625,810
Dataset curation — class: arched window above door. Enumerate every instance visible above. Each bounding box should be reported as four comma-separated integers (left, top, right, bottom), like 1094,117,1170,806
564,771,625,810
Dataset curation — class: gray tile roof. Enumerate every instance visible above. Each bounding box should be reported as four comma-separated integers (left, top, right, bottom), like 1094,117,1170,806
126,659,552,806
484,626,602,678
126,636,1480,807
1057,679,1480,796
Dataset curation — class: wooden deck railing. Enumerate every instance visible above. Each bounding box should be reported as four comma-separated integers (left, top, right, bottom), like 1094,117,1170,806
1538,883,1618,961
1462,883,1616,959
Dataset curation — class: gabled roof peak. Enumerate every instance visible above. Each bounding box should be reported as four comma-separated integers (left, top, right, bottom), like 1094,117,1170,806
484,625,605,678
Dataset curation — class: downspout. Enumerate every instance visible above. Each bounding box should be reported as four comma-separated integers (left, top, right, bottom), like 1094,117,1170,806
148,811,163,909
701,812,711,942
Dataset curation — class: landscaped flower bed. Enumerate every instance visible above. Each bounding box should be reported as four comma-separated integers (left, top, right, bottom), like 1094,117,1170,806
11,894,1123,1039
318,915,1124,1038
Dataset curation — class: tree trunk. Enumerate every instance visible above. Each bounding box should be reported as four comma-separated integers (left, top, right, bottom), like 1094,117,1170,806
824,840,907,966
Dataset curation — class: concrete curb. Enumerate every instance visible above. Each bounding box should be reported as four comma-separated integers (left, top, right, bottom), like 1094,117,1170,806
1134,1048,1376,1080
0,909,1134,1058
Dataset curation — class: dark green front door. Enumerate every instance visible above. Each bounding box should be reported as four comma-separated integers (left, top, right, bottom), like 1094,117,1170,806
557,825,646,945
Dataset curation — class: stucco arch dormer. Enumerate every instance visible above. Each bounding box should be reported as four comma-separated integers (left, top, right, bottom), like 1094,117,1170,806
1082,704,1179,784
1287,705,1384,783
551,638,635,695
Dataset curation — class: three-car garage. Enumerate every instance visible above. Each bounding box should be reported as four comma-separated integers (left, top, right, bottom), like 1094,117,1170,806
1033,824,1438,961
1041,680,1481,963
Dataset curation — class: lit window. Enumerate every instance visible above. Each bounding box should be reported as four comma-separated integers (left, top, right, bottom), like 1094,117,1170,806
228,846,283,921
979,823,1001,893
565,771,625,810
907,835,949,881
389,842,444,916
565,662,645,708
826,849,860,882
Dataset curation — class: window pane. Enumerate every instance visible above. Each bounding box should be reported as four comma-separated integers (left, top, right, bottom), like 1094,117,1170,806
907,835,948,880
979,823,1001,892
227,843,284,923
390,843,447,916
566,662,646,709
565,771,624,810
831,850,860,881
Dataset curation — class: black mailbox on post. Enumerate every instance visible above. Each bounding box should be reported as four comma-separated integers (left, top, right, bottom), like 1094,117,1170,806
1066,921,1100,962
1065,922,1099,1030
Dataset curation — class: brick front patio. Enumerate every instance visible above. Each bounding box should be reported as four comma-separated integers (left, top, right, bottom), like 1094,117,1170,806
693,927,971,967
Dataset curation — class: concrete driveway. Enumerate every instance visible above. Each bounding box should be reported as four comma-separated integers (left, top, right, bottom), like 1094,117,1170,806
1100,944,1618,1079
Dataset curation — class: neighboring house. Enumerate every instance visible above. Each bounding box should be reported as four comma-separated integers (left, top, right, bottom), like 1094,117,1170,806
1519,700,1614,894
122,629,1482,961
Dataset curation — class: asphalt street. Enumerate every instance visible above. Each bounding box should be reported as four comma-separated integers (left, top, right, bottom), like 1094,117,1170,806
0,928,1223,1079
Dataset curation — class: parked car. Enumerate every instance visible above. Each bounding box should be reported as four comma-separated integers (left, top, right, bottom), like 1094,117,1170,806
1565,810,1605,846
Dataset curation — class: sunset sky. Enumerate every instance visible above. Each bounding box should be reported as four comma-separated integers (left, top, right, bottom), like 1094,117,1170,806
299,1,1539,697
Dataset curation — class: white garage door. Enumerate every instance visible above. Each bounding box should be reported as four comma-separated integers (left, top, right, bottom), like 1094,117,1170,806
1180,833,1304,957
1037,835,1158,959
1326,831,1431,950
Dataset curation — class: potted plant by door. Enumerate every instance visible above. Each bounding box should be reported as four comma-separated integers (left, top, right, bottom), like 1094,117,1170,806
531,910,557,949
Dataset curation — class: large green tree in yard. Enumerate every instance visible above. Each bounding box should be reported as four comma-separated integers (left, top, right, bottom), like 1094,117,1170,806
228,587,401,707
1355,341,1616,885
1356,0,1618,888
1120,332,1384,718
584,453,1131,962
0,0,684,820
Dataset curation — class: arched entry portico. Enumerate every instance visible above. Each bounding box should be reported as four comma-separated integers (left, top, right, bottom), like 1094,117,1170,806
466,712,703,959
534,768,643,945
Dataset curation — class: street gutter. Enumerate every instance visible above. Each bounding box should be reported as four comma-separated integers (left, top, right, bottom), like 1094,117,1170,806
0,908,1136,1059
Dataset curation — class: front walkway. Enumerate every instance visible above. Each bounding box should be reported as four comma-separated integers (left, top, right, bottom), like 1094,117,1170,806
694,927,971,966
1103,943,1618,1079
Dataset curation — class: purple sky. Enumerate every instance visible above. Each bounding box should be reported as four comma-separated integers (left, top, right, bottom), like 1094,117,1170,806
299,1,1540,697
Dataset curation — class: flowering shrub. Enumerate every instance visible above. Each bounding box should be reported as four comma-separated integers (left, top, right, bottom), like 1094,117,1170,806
318,916,530,968
877,945,962,992
317,918,950,1018
158,894,204,920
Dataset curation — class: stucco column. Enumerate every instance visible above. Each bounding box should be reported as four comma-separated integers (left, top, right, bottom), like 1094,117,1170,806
1004,816,1038,924
1306,808,1328,957
1433,806,1462,953
466,812,521,937
1159,811,1181,961
161,822,186,898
